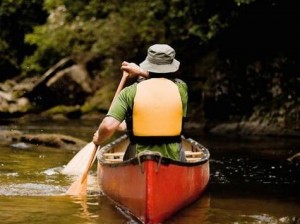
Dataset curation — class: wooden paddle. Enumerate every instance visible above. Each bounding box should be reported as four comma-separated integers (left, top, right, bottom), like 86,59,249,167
62,142,95,176
65,71,129,195
62,71,129,176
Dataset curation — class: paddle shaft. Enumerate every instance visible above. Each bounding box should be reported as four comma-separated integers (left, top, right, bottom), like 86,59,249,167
80,145,98,183
112,71,129,105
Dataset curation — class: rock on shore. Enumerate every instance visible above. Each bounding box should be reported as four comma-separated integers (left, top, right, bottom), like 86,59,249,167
0,130,87,151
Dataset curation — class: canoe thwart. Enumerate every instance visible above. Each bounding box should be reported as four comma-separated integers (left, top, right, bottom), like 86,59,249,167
103,152,125,157
105,158,124,162
103,152,125,163
184,151,204,162
185,151,204,157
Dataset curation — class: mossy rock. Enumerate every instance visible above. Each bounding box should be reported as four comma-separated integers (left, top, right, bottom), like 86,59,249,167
41,105,82,119
81,78,118,114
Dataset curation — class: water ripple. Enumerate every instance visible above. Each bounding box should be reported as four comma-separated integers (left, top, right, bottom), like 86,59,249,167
0,183,66,196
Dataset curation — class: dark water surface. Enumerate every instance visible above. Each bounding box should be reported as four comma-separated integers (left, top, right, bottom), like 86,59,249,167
0,119,299,224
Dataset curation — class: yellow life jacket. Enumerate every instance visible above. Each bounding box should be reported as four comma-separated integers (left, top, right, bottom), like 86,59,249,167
132,78,183,137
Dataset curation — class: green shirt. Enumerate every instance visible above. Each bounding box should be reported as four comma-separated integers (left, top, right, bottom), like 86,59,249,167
107,78,188,160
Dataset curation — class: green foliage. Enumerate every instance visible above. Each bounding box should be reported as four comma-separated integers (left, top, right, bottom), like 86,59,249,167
1,0,259,78
21,1,164,75
2,0,298,128
22,0,241,76
44,0,64,10
234,0,256,6
0,0,47,79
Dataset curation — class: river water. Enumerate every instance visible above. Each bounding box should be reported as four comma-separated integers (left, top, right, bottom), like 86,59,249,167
0,118,299,224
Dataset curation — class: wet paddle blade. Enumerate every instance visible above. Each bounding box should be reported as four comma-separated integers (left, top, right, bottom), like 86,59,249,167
66,176,88,196
65,145,98,196
62,142,95,176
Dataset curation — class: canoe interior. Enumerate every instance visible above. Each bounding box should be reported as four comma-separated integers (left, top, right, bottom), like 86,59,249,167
97,134,210,164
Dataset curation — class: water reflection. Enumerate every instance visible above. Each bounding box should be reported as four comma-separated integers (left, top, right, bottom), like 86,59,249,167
167,193,211,224
0,195,129,224
210,153,300,198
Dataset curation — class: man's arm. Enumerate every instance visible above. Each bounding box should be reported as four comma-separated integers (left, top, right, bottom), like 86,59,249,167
93,116,121,146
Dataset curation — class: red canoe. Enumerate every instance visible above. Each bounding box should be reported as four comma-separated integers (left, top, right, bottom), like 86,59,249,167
97,135,210,223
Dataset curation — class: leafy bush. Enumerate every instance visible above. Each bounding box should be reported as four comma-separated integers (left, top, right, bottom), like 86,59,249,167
0,0,47,79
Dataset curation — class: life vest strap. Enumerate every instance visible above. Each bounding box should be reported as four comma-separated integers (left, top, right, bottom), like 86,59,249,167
130,135,181,145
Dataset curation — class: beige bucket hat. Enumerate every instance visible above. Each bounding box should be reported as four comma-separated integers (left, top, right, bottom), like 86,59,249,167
139,44,180,73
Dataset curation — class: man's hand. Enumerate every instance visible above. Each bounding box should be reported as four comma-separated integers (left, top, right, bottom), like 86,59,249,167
117,120,127,132
121,61,149,78
93,130,101,146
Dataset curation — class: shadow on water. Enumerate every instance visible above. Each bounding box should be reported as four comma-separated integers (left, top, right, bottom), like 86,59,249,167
0,119,300,223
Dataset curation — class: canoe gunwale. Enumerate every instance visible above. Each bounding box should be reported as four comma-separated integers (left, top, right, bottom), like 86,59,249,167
97,134,210,167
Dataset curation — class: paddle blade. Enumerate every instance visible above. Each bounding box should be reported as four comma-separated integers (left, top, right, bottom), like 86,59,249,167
66,176,88,196
62,142,95,176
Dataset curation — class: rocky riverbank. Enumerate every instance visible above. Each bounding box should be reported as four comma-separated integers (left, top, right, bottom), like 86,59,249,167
0,58,299,138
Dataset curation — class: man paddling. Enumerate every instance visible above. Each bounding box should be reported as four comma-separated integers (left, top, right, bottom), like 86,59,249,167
93,44,188,161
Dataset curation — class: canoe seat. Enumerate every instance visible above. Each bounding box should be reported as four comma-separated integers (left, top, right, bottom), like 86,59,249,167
186,158,201,162
185,151,203,162
103,152,125,163
105,158,123,162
